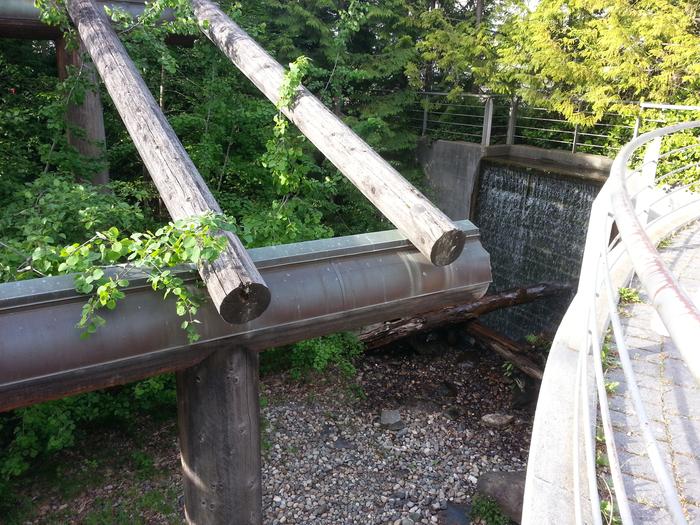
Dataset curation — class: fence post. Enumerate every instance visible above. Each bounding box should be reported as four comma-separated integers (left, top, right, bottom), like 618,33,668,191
506,97,518,145
635,136,662,225
633,115,641,139
571,124,579,153
421,95,429,136
482,96,493,147
177,346,262,525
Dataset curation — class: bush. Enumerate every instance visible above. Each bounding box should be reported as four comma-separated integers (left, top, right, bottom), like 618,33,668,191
0,174,151,282
0,374,176,512
261,333,365,380
471,494,509,525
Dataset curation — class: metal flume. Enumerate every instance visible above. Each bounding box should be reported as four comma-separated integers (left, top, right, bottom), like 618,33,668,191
0,221,491,412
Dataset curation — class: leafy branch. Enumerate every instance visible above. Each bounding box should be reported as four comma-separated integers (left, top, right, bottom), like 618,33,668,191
32,212,233,343
261,55,312,193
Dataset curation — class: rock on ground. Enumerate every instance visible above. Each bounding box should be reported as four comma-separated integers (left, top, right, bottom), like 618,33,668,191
476,470,526,523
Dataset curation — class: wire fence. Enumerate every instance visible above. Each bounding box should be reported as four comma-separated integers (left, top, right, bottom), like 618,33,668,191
412,92,700,157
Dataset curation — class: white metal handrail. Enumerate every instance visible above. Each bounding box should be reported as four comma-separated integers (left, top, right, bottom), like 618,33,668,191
583,122,700,524
523,121,700,524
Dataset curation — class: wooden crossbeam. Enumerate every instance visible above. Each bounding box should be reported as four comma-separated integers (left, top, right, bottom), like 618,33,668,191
65,0,270,324
191,0,466,266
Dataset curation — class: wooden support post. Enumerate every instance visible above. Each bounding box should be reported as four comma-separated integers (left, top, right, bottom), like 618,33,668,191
56,37,109,185
481,96,493,147
65,0,270,324
191,0,465,267
506,97,518,146
177,347,262,525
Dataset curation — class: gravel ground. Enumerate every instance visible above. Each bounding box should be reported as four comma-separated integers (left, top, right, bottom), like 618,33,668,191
12,342,533,524
261,344,533,524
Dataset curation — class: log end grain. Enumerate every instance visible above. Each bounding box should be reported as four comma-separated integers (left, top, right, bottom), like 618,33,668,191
430,228,467,266
219,282,271,325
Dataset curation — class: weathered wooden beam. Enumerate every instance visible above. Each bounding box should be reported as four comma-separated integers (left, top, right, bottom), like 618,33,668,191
56,37,109,185
65,0,270,324
358,282,572,349
177,346,262,524
0,1,194,45
465,322,544,380
191,0,465,267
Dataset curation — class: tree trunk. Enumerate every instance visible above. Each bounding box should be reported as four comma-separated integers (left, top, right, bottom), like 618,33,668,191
476,0,484,27
65,0,270,324
358,282,572,349
56,37,109,185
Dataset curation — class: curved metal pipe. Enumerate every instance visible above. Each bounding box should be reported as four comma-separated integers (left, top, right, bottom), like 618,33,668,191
0,221,491,412
0,1,167,39
610,122,700,383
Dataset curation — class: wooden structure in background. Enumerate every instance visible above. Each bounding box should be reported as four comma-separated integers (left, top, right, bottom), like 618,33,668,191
56,37,109,185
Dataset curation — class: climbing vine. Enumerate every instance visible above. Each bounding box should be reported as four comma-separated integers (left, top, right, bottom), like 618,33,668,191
261,55,312,193
31,212,233,342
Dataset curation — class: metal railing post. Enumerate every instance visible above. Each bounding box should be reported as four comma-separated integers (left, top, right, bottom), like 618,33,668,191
635,137,662,224
481,96,493,146
633,115,641,139
421,95,429,136
571,124,579,153
506,97,518,145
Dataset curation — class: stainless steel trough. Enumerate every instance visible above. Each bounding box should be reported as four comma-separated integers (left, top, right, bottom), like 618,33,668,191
0,220,490,411
0,0,161,39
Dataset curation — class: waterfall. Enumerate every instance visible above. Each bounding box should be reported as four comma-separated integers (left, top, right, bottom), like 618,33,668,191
474,159,602,341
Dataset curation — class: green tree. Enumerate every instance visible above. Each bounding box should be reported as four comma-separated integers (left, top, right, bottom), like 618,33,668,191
495,0,700,124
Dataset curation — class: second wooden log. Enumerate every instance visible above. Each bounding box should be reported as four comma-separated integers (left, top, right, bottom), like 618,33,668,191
358,282,573,349
65,0,270,324
191,0,465,266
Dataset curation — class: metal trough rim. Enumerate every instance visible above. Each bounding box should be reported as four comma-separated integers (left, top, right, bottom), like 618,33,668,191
0,223,480,311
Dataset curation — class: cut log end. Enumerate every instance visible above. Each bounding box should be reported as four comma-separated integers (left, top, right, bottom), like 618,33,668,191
219,282,272,325
430,229,467,266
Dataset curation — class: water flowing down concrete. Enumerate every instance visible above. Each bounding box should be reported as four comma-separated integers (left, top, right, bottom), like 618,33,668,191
474,159,602,340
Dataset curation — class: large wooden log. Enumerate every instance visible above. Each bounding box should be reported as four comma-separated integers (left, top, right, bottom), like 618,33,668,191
65,0,270,324
359,282,572,349
191,0,465,266
56,37,109,185
177,347,262,524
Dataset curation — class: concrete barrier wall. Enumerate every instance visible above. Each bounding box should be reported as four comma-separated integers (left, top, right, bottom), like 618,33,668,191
416,139,485,220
